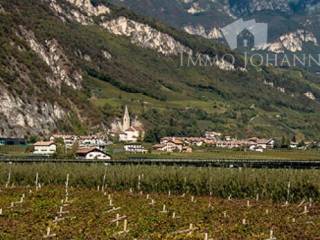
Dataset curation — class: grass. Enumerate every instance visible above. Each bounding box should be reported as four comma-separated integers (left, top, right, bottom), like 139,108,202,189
0,146,30,157
110,149,320,161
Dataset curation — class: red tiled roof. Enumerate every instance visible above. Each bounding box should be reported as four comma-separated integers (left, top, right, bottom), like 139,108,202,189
33,141,55,147
76,147,103,155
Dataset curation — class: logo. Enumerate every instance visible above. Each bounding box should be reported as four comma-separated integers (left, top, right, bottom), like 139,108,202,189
221,18,268,50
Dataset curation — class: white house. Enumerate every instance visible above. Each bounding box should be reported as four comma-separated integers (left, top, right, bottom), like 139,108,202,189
153,139,184,152
119,127,141,143
78,136,107,150
248,138,275,149
290,141,298,149
124,145,148,153
33,141,57,155
50,134,78,149
76,148,111,160
205,131,222,140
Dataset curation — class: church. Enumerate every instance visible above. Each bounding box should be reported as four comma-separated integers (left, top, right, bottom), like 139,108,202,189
110,106,145,143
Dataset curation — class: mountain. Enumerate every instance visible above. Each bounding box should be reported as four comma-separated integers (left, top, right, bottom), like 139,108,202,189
1,0,320,141
110,0,320,68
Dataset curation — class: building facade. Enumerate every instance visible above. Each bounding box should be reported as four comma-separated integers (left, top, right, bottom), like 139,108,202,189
33,141,57,155
76,148,111,160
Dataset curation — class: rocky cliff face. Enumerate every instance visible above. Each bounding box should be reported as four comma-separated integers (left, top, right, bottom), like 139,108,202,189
101,16,191,56
65,0,110,16
47,0,110,25
0,89,66,137
1,0,319,139
48,2,237,70
257,30,318,53
18,26,83,91
0,26,74,137
184,25,223,40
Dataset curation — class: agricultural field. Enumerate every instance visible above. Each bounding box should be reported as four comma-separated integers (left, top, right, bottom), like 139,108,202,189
0,164,319,239
111,149,320,161
1,186,319,239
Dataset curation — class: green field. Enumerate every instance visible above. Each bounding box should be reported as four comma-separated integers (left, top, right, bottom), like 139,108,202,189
1,143,320,161
1,164,319,202
111,149,320,161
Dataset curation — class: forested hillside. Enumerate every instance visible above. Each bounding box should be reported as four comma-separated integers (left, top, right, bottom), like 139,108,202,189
1,0,320,141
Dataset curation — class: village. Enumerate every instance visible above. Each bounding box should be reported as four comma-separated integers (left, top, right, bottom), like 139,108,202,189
0,106,319,160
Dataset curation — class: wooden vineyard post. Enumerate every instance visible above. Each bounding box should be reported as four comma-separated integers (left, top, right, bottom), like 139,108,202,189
35,172,39,191
43,226,56,238
160,204,168,213
266,229,276,240
102,169,106,192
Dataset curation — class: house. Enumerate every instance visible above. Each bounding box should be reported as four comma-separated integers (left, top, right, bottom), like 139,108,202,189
204,131,222,140
225,136,232,141
216,140,249,149
50,134,107,150
76,148,111,160
182,146,193,153
119,127,141,143
290,141,298,149
50,134,78,149
248,138,275,150
249,145,265,152
153,139,184,152
33,141,57,155
79,136,107,150
124,145,148,153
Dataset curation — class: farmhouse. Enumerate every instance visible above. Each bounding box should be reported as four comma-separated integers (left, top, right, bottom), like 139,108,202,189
76,147,111,160
33,141,57,155
248,138,275,149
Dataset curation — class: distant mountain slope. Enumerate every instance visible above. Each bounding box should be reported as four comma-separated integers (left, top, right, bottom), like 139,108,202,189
1,0,320,140
110,0,320,65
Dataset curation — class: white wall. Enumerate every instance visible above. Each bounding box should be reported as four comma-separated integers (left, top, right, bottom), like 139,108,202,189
33,145,57,155
85,151,111,160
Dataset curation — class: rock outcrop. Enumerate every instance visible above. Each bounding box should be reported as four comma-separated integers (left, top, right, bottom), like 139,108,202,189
101,16,191,56
18,26,82,90
0,88,66,137
65,0,110,16
187,2,205,15
257,30,318,53
184,25,223,39
47,0,110,25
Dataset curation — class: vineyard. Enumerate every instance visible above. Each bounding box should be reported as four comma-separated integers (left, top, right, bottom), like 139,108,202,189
0,164,319,239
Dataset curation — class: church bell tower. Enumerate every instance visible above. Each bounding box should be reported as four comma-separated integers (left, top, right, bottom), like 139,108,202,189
122,105,131,131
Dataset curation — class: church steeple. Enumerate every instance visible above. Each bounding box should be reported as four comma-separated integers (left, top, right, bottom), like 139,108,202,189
122,105,130,131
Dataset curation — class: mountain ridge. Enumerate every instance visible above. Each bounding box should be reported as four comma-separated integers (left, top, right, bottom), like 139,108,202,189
1,0,320,140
